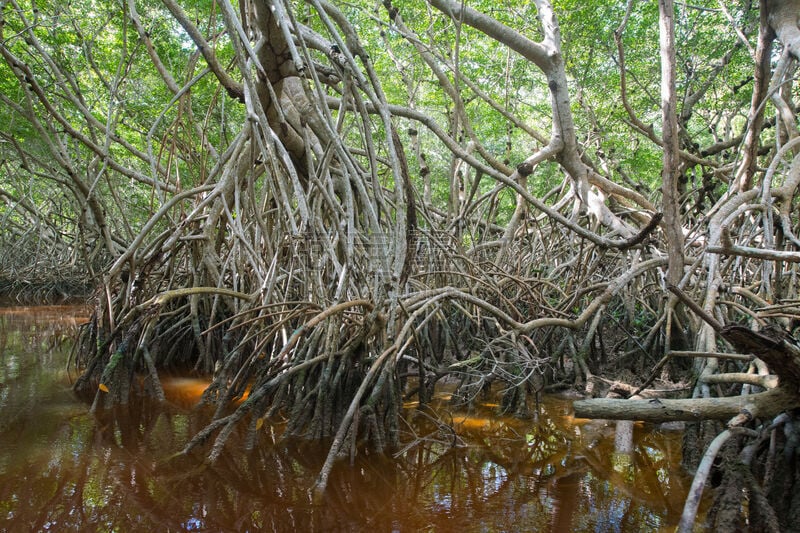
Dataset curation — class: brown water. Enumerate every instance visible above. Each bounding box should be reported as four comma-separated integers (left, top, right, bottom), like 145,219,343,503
0,305,695,532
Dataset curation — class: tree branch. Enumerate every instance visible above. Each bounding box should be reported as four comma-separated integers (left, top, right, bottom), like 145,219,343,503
574,387,796,422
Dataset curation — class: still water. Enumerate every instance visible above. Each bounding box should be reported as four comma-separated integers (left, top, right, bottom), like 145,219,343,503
0,305,694,532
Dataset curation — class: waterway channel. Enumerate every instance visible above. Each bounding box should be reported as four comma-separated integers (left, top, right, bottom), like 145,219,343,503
0,305,695,531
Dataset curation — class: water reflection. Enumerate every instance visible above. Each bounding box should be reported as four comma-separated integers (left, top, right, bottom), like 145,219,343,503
0,306,694,531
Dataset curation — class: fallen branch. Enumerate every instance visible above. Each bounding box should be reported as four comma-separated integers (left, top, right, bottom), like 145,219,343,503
573,386,796,423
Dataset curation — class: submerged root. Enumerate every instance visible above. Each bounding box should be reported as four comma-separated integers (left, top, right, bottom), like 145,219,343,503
677,411,800,531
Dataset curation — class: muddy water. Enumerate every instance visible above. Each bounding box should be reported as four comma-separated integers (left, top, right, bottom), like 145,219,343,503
0,306,695,532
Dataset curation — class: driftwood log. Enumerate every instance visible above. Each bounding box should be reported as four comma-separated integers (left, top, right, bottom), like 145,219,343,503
574,324,800,423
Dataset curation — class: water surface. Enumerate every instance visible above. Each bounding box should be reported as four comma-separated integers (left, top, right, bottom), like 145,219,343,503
0,306,694,531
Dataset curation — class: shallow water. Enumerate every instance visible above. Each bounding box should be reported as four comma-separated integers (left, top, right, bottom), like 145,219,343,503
0,305,695,531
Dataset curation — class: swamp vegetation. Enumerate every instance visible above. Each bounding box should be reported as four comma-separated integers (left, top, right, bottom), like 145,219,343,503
1,0,800,529
0,306,694,531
